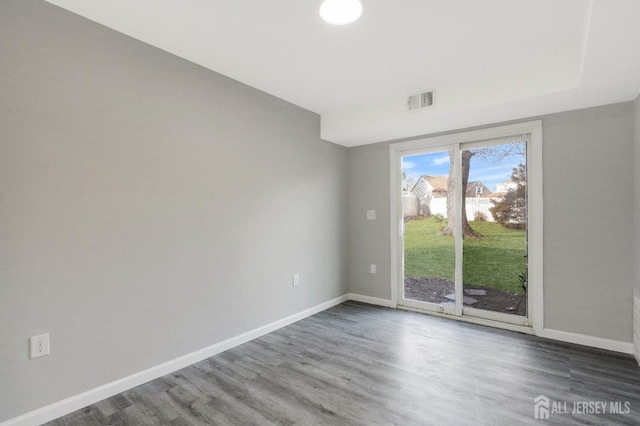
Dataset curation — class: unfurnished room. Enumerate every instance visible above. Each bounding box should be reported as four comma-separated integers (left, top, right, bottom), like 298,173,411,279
2,1,640,425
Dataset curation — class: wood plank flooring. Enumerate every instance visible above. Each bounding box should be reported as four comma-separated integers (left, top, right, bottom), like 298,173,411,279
46,302,640,425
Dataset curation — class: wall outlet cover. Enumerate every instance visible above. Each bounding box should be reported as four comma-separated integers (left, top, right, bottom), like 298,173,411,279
30,333,50,359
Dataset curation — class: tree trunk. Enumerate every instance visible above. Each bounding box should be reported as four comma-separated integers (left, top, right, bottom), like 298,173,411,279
440,150,482,239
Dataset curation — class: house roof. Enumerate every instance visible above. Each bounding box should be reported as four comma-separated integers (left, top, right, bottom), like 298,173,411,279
413,176,493,197
466,181,492,197
418,175,448,193
411,175,448,197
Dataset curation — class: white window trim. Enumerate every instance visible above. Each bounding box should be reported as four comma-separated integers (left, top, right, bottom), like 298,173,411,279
389,120,543,334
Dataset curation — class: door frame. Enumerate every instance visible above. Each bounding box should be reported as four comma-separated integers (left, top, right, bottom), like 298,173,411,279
389,121,543,335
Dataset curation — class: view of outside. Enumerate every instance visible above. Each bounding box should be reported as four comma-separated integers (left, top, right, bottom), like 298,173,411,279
402,142,527,316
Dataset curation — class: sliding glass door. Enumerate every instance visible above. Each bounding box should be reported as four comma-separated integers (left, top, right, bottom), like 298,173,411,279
392,122,542,331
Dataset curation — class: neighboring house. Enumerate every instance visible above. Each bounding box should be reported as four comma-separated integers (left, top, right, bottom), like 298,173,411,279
466,181,492,197
409,175,447,217
409,176,491,218
411,175,448,198
413,176,491,198
402,176,415,194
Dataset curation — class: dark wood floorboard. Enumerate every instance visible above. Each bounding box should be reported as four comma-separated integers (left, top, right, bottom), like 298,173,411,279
46,302,640,425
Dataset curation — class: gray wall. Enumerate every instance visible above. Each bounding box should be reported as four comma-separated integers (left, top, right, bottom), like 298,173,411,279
348,103,635,343
1,0,637,422
347,145,391,299
634,93,640,362
542,104,633,340
635,93,640,293
0,1,347,421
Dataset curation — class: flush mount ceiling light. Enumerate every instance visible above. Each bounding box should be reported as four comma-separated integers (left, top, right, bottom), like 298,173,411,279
319,0,363,25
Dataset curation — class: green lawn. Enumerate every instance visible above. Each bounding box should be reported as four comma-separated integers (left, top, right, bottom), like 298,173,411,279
404,217,526,293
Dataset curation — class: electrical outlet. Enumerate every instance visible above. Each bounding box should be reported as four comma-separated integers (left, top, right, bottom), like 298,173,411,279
30,333,50,359
292,274,300,287
370,264,377,274
366,210,376,220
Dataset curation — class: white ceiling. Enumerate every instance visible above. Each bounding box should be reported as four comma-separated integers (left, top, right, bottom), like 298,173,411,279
44,0,640,147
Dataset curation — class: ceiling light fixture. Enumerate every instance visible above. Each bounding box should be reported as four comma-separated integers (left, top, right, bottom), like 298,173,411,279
319,0,363,25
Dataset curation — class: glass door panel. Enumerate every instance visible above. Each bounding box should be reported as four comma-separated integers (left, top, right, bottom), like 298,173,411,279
462,142,528,318
402,150,456,312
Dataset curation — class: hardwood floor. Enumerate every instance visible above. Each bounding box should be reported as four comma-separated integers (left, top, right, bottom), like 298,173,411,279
47,302,640,425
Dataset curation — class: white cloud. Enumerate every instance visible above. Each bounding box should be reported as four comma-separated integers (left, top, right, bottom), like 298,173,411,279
432,155,450,166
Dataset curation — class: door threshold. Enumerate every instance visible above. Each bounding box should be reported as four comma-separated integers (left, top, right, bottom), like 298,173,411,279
397,303,535,335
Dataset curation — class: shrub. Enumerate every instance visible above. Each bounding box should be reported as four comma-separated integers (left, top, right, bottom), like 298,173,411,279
490,163,526,229
432,213,446,223
474,211,487,221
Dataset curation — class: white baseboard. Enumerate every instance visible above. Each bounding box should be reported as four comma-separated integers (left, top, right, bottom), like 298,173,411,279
1,294,350,426
348,293,395,308
5,294,636,425
348,294,635,355
541,328,634,355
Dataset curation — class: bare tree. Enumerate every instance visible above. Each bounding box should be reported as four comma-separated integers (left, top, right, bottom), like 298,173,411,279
402,168,415,192
440,150,482,238
439,141,526,239
473,142,526,163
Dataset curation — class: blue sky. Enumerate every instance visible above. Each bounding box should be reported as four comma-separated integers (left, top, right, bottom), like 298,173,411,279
402,144,525,192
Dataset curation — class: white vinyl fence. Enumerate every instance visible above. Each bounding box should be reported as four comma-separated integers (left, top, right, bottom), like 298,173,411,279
403,195,497,221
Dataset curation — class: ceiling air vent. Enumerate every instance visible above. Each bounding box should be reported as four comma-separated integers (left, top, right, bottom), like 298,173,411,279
408,90,435,111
